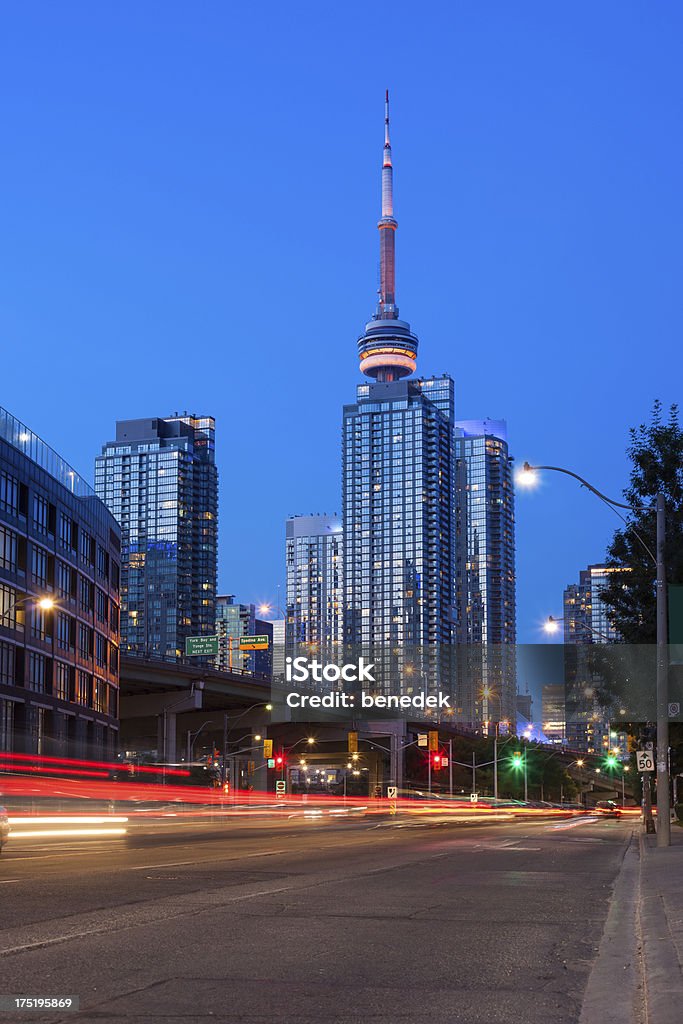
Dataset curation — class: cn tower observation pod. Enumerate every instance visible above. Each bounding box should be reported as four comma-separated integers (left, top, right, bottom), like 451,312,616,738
357,316,419,381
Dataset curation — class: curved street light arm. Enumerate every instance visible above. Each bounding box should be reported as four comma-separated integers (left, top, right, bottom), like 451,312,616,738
523,463,642,511
524,463,657,565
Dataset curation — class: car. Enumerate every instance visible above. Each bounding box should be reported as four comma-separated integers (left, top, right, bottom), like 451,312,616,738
0,804,9,855
595,800,622,819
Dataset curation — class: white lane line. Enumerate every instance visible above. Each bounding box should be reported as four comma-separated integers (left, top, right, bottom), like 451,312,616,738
0,886,293,956
128,860,197,871
128,849,289,871
0,879,20,884
4,850,112,863
547,817,599,831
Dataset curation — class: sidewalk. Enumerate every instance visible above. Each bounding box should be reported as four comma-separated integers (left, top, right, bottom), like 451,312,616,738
639,824,683,1023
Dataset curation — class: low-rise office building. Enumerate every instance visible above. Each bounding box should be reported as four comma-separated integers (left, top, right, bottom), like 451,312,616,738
0,407,121,758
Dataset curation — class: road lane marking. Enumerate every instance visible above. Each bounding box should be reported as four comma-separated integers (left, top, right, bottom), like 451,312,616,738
0,885,294,956
128,849,289,871
547,817,600,830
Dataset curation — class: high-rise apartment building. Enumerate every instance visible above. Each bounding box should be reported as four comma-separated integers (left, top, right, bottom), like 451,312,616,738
341,95,456,680
286,515,342,656
95,414,217,660
563,564,621,644
0,406,121,757
563,563,627,756
454,419,516,724
215,595,272,676
542,684,566,743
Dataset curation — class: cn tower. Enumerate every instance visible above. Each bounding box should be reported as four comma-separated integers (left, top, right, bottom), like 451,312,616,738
357,91,419,381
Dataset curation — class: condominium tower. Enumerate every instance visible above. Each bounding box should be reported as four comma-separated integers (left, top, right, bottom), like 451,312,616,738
95,414,217,660
286,514,343,656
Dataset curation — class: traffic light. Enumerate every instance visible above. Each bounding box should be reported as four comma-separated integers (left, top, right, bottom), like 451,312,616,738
512,751,523,769
428,731,439,752
348,731,358,754
263,739,273,759
275,754,285,768
605,753,618,769
432,754,442,769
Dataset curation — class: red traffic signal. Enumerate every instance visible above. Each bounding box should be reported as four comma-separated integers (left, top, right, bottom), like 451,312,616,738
432,754,442,769
275,755,285,767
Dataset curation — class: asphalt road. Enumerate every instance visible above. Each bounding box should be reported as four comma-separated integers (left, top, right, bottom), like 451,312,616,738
0,815,637,1024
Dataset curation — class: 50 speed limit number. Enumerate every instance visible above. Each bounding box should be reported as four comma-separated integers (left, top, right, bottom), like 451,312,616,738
636,750,655,772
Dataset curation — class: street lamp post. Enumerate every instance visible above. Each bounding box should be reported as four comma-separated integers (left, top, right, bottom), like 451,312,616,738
543,616,612,643
521,462,669,847
221,702,272,787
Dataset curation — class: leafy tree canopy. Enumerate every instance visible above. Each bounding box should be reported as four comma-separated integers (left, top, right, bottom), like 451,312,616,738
600,401,683,643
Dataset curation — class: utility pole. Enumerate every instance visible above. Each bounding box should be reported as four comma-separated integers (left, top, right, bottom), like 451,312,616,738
449,739,453,798
472,751,476,795
222,713,228,787
656,493,670,846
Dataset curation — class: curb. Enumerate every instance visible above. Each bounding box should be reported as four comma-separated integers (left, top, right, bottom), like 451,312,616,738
579,832,643,1024
638,831,683,1024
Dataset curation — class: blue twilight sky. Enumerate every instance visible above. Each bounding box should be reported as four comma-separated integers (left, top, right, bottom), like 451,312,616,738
1,2,681,656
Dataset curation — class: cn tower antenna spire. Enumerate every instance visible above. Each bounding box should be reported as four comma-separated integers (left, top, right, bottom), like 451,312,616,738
357,91,419,382
378,90,396,315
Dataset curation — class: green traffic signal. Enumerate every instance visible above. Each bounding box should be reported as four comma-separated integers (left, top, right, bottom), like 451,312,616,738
512,751,523,769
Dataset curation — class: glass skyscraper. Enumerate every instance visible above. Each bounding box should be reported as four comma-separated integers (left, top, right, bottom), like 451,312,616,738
95,414,217,660
563,563,627,756
454,419,516,724
563,564,622,645
342,379,455,652
286,514,343,656
215,595,272,676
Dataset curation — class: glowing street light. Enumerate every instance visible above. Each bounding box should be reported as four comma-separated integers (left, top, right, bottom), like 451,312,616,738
516,464,539,489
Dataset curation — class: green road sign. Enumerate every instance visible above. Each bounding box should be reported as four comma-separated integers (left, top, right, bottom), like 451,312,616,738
239,634,269,651
185,636,219,657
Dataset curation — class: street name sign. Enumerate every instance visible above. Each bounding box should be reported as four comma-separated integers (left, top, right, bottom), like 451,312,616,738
185,636,219,657
417,733,428,748
239,634,270,650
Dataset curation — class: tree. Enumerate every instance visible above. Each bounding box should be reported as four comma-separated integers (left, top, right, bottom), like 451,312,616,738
599,401,683,643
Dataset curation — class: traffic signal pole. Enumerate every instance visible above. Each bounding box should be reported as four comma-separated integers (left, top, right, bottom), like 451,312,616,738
493,729,498,801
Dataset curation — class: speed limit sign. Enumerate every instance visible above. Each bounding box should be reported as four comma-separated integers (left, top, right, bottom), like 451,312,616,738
636,750,655,772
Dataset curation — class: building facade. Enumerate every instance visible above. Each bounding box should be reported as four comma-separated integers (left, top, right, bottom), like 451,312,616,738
285,515,342,657
215,595,272,675
95,414,217,660
542,684,566,743
0,406,121,757
342,379,455,653
454,419,516,724
563,563,627,756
